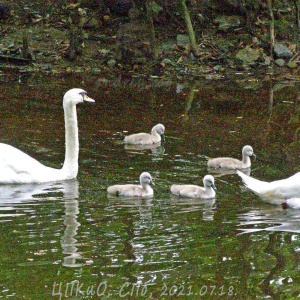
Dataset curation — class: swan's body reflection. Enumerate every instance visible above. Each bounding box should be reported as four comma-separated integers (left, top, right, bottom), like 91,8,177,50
0,180,78,203
0,180,82,267
238,205,300,234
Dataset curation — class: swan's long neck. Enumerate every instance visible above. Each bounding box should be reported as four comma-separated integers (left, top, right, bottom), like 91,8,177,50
62,103,79,179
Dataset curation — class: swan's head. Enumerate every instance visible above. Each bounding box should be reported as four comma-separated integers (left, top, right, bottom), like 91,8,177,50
203,175,216,190
152,124,165,140
242,145,256,158
140,172,155,188
63,88,95,106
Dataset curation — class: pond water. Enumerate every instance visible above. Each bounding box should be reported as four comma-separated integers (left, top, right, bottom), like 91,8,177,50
1,73,300,299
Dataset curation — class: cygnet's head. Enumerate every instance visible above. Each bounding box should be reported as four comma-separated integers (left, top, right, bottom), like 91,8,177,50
242,145,256,158
152,124,165,136
203,175,216,190
140,172,155,188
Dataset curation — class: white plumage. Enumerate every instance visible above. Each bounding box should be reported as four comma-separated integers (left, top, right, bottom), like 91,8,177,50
124,124,165,145
207,145,255,170
0,88,94,184
170,175,216,199
107,172,154,198
237,170,300,206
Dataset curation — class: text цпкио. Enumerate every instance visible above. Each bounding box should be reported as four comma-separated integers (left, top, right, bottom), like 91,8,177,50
52,280,235,299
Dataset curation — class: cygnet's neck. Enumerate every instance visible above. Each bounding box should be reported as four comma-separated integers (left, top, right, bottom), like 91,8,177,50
205,185,215,197
142,183,153,193
151,129,161,139
204,183,212,191
62,102,79,178
242,154,251,167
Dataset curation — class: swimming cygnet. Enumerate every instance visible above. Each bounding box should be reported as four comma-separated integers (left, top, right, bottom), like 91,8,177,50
207,145,256,170
107,172,154,197
124,124,165,145
170,175,216,199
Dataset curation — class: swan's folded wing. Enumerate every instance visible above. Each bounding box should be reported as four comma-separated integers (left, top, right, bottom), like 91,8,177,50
0,143,46,182
269,173,300,199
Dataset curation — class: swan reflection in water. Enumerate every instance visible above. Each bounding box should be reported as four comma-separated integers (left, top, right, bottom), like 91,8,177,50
0,180,83,268
238,204,300,234
62,201,83,267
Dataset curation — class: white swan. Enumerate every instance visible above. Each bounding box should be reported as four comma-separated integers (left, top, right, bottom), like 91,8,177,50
107,172,154,197
0,88,95,184
170,175,216,199
207,145,256,170
124,124,165,145
237,170,300,205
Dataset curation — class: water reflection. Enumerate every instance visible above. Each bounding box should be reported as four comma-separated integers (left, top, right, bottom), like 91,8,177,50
181,83,199,122
62,197,83,268
124,143,165,156
103,197,190,282
238,228,298,299
107,197,153,222
259,233,286,300
170,196,216,220
3,76,300,299
207,167,251,177
0,180,82,268
0,180,77,204
238,205,300,233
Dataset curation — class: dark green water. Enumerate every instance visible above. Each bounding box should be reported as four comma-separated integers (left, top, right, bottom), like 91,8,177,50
1,74,300,299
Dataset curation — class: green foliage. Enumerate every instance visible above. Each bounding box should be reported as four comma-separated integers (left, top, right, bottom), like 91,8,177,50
274,19,294,39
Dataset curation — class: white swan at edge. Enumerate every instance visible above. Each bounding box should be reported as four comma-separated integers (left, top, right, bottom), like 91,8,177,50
237,170,300,207
0,88,95,184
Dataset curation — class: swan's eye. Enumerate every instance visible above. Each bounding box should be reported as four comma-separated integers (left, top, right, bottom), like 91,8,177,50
79,91,87,100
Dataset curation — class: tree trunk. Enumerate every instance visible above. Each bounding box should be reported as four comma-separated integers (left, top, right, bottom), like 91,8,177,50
145,1,158,60
267,0,275,59
181,0,198,56
22,33,32,60
292,0,300,32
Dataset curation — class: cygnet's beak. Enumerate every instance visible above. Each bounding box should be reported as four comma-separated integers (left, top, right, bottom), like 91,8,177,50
150,180,155,188
251,153,257,160
212,183,217,191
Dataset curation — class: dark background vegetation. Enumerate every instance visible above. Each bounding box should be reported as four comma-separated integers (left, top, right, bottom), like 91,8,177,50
0,0,299,78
